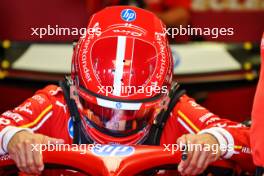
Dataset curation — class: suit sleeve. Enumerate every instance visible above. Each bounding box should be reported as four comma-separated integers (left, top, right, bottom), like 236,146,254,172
0,85,62,155
172,94,254,171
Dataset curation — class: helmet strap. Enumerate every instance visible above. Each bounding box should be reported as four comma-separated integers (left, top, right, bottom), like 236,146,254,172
144,85,186,145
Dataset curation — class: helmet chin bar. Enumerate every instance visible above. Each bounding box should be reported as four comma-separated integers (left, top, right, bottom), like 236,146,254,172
81,116,151,145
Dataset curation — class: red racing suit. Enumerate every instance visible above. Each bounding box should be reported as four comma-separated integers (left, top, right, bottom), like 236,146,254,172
0,85,254,172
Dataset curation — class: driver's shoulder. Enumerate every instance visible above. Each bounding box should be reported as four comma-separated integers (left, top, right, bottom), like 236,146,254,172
33,84,67,110
34,84,65,101
37,84,63,96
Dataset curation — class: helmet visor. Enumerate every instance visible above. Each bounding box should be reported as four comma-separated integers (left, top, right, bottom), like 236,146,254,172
81,101,156,135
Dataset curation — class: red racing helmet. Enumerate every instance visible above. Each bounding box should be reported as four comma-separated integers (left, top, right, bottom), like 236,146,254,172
71,6,173,144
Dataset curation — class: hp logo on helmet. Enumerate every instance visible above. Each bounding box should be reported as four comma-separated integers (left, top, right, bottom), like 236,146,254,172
116,102,122,109
121,9,136,22
92,145,135,157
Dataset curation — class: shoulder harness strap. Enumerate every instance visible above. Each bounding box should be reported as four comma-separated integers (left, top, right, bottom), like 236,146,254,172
144,84,186,146
59,78,81,144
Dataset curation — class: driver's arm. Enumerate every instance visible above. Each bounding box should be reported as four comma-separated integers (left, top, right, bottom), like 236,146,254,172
0,85,65,174
172,94,254,174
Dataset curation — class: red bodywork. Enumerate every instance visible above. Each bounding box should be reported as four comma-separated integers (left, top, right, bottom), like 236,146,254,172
0,145,237,176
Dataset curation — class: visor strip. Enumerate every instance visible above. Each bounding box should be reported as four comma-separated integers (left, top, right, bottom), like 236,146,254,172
96,97,142,110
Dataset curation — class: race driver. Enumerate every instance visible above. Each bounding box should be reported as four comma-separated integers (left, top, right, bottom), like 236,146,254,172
0,6,254,175
251,33,264,176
